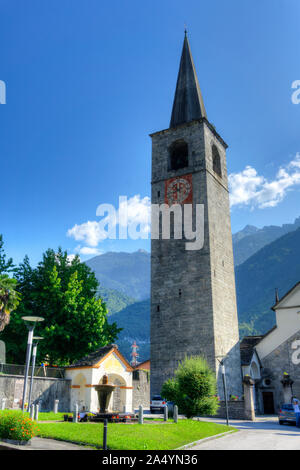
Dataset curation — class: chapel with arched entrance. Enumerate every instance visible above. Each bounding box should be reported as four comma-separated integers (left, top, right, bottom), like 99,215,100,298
65,344,133,413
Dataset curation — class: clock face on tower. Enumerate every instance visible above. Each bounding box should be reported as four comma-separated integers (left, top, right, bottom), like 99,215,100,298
165,174,193,205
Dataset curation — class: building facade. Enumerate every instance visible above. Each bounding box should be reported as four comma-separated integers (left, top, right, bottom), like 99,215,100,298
240,282,300,414
150,34,243,399
65,344,133,413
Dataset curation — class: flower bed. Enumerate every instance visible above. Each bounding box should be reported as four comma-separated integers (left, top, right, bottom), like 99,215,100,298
0,410,37,443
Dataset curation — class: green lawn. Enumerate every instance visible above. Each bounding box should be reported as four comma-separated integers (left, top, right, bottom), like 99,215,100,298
22,411,67,421
36,420,236,450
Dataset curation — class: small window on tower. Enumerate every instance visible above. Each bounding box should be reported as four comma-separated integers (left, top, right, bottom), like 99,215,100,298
169,140,188,171
212,144,222,177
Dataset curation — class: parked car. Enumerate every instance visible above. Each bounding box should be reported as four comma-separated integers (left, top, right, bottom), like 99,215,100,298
150,395,167,413
278,404,296,425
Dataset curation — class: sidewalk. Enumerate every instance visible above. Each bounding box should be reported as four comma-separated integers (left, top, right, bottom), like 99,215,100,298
191,416,300,450
0,437,94,450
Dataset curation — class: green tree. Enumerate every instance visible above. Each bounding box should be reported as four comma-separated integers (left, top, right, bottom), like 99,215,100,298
0,235,20,332
0,235,14,274
0,276,21,332
161,356,219,419
2,248,121,365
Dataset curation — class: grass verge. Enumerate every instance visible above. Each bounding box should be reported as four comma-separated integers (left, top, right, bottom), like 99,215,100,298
22,411,67,421
36,419,236,450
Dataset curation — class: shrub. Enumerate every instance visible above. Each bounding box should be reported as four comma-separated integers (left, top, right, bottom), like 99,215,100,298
161,378,179,403
0,410,36,441
161,356,219,419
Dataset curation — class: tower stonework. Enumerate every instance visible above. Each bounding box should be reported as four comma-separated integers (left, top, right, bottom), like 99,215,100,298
150,35,243,399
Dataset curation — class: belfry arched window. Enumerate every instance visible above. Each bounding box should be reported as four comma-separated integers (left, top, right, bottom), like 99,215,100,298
212,144,222,177
169,140,188,171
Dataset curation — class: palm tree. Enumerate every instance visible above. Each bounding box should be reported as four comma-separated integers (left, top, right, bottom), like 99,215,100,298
0,275,20,332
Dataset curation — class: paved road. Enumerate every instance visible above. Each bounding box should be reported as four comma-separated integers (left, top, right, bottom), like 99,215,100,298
193,416,300,450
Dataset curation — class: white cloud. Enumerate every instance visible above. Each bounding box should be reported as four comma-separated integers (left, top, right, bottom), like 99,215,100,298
67,195,151,247
66,254,78,263
75,246,103,256
67,220,108,247
67,155,300,248
229,153,300,209
118,195,151,238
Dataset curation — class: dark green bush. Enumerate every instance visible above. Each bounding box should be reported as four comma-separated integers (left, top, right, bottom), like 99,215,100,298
0,410,36,441
161,356,219,419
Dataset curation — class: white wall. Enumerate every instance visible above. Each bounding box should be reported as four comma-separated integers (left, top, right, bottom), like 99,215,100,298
65,351,133,413
256,285,300,360
242,352,261,380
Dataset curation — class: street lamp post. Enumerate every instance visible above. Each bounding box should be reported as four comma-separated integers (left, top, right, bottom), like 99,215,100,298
27,336,44,411
21,317,44,412
221,362,229,426
216,355,229,426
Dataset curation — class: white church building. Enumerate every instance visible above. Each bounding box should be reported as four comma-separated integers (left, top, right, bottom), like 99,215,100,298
240,281,300,414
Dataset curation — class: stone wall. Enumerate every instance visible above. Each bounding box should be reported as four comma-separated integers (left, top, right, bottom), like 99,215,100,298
150,119,242,399
0,375,71,412
132,369,150,410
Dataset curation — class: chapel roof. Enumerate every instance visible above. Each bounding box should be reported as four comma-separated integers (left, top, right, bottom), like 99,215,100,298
65,343,132,370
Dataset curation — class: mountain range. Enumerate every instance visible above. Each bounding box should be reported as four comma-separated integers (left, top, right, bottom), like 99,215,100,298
233,217,300,266
236,226,300,336
84,217,300,362
85,250,150,300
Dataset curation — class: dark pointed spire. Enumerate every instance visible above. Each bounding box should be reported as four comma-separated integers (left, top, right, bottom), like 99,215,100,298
170,33,207,128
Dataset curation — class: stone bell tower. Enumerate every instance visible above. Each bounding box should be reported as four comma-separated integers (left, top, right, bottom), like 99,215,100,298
150,33,243,399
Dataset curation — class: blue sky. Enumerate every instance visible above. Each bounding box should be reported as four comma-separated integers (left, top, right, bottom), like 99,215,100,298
1,0,300,265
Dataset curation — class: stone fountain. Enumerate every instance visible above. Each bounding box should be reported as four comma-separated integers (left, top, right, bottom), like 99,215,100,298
91,374,136,423
94,374,116,414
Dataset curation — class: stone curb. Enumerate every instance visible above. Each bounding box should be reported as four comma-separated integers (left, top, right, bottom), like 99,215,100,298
176,429,238,450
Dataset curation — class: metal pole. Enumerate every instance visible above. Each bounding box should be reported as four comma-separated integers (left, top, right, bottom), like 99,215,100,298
34,403,39,421
54,399,59,414
138,405,144,424
103,419,108,450
164,405,168,421
173,405,178,423
73,403,78,422
221,363,229,426
27,342,37,411
30,404,35,420
21,325,34,412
